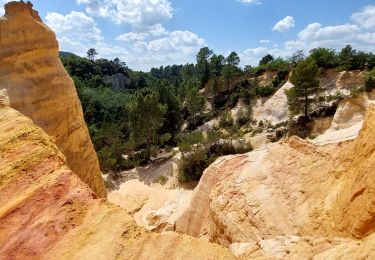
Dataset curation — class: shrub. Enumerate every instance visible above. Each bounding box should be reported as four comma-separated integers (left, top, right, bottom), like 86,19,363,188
219,112,234,128
255,85,276,97
159,176,168,185
309,48,338,68
364,68,375,92
178,140,252,183
237,108,251,127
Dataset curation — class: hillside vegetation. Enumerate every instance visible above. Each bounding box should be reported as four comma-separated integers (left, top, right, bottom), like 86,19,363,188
61,45,375,181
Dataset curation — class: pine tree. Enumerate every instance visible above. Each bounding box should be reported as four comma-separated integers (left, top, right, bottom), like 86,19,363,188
286,58,321,119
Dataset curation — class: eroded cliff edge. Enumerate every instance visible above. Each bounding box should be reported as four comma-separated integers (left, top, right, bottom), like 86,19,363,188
176,105,375,258
0,100,235,259
0,2,106,197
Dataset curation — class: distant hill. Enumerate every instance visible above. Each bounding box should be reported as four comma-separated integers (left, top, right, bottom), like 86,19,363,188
59,51,78,58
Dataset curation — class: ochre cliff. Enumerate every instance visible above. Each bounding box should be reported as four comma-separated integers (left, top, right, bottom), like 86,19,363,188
176,106,375,258
0,2,106,197
0,103,235,259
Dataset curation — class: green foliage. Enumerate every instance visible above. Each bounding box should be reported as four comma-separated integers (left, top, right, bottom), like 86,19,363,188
196,47,213,86
159,176,168,185
226,52,240,67
219,111,234,128
128,88,167,160
364,68,375,92
255,85,276,97
237,108,251,127
155,82,182,136
286,58,322,118
87,48,98,61
309,48,337,68
210,54,225,77
177,131,252,182
252,58,290,76
259,54,274,66
186,87,205,125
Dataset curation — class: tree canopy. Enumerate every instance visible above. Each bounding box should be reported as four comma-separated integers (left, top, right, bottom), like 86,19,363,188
128,88,167,160
286,58,321,118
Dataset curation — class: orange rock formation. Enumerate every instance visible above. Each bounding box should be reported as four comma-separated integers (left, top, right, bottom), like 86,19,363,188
0,1,106,197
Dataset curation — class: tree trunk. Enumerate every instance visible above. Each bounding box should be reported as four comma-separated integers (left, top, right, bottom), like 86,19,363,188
304,95,308,119
146,129,152,161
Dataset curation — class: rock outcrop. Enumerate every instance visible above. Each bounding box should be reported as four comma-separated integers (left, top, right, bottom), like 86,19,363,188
176,105,375,258
103,73,132,90
253,69,365,126
0,104,235,259
314,89,375,145
0,2,106,197
253,81,293,125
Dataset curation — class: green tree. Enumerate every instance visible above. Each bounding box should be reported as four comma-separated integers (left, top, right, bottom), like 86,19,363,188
87,48,98,61
128,88,167,160
210,54,225,77
196,47,213,87
259,54,274,66
222,52,241,92
338,45,356,70
226,51,240,67
309,48,337,68
364,68,375,92
186,87,205,125
156,82,182,136
286,58,321,118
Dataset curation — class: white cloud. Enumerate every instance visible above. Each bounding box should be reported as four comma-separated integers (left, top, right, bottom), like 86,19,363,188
238,0,262,5
116,32,147,42
298,23,359,41
76,0,173,32
260,39,270,44
46,11,103,42
272,16,295,32
47,0,206,71
130,30,206,66
351,5,375,29
0,0,10,16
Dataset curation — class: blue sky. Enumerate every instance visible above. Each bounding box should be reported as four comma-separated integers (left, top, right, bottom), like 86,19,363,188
1,0,375,71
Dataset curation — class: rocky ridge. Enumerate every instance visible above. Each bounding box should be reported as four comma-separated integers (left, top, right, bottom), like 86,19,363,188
0,96,235,259
175,104,375,258
0,1,106,197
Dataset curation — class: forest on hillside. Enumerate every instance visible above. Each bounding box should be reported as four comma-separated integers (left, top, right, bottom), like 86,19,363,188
61,45,375,182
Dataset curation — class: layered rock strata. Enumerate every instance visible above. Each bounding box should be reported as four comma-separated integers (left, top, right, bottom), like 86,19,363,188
0,1,106,197
176,106,375,258
0,104,235,259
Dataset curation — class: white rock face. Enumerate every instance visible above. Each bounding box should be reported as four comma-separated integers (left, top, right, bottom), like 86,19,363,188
313,90,375,145
108,179,192,232
253,81,293,125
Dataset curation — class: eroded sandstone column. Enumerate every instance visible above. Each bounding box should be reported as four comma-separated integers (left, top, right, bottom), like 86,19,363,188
0,1,106,197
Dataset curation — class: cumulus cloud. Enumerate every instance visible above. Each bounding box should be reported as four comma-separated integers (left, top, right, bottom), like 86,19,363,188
272,16,295,32
298,23,359,41
47,0,206,71
116,32,148,42
131,31,206,65
260,39,270,44
46,11,103,42
351,5,375,29
241,6,375,67
76,0,173,32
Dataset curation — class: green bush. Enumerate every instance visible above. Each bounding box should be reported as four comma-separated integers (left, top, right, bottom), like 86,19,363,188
219,112,234,128
255,85,276,97
178,141,252,183
364,68,375,92
237,108,251,127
